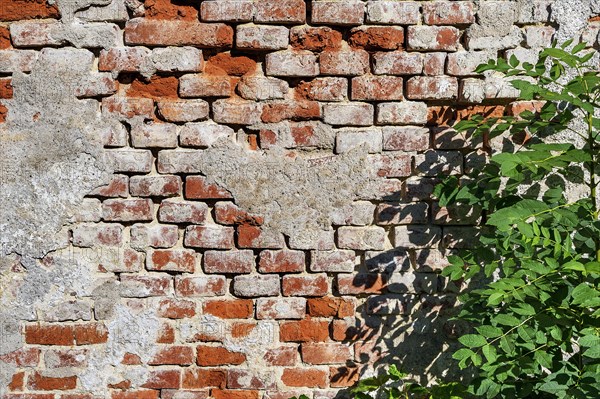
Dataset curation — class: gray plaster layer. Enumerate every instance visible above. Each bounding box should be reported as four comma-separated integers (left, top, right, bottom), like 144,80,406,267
194,140,384,246
0,48,112,258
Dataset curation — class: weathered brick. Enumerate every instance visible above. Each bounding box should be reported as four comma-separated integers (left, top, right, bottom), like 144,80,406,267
281,368,328,388
182,368,226,389
147,249,196,273
280,320,330,342
351,75,403,101
180,74,234,98
226,369,274,389
233,274,281,297
394,225,442,248
0,348,40,367
307,297,355,318
255,0,306,23
290,26,342,51
365,249,411,273
372,51,423,75
258,249,305,273
44,348,87,369
373,152,413,178
238,76,289,101
377,102,428,125
414,150,462,176
157,299,197,319
72,223,123,247
266,50,319,77
407,26,460,51
256,298,306,319
367,1,420,24
382,126,430,151
264,345,299,366
130,175,181,197
337,273,388,295
158,199,208,224
320,48,369,76
113,391,160,399
335,128,383,154
175,275,226,298
203,299,254,318
197,345,246,366
99,47,150,72
162,390,210,399
446,51,496,76
158,99,210,122
323,103,373,126
125,18,233,47
102,97,155,121
141,369,181,389
213,98,262,125
296,77,347,102
27,372,77,390
312,1,365,25
310,250,355,273
283,274,329,297
149,346,194,365
0,49,38,73
424,52,447,75
423,1,475,25
366,295,411,315
376,202,429,225
261,100,320,123
186,176,233,200
330,201,375,227
406,76,459,100
200,1,254,22
204,250,254,274
185,225,235,249
120,275,172,297
151,46,203,72
237,225,285,249
0,26,10,49
10,21,63,47
525,26,554,48
214,202,264,226
301,343,352,364
337,226,386,251
102,199,153,222
349,26,404,50
236,24,289,50
212,390,258,399
179,121,234,147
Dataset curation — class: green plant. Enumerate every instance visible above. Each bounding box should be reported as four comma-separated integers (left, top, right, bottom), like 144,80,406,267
435,41,600,398
350,365,466,399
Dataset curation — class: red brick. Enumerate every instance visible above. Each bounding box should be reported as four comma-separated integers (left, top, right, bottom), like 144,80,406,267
112,391,159,399
290,26,342,51
1,395,55,399
507,100,544,116
212,390,258,399
261,100,320,123
307,297,355,318
147,249,196,273
301,343,352,365
197,345,246,366
0,348,40,367
282,274,329,297
27,372,76,390
423,1,475,25
158,299,197,319
424,52,447,75
258,250,305,273
349,26,404,50
9,370,24,391
182,369,226,389
142,369,180,389
312,1,365,25
74,323,109,345
44,348,88,368
264,346,298,366
206,52,257,76
102,199,153,222
185,225,235,249
0,0,60,21
149,345,194,365
145,0,198,20
281,368,328,388
280,320,329,342
0,78,13,98
407,26,460,51
296,77,347,102
0,26,11,49
237,225,284,249
337,274,388,295
203,250,254,274
130,175,181,197
159,199,208,224
186,176,233,200
120,275,172,297
330,365,360,388
255,0,305,23
25,325,74,345
127,75,179,99
203,299,254,319
351,75,403,101
214,202,263,226
125,18,233,48
157,323,176,344
162,390,209,399
90,175,129,197
175,276,227,297
374,153,413,178
122,352,142,365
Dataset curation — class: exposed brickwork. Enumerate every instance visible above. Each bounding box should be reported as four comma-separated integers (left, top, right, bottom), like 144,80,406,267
0,0,583,397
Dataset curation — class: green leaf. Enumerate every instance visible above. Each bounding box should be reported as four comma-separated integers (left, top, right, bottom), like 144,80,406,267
494,314,521,327
476,325,503,338
459,334,488,348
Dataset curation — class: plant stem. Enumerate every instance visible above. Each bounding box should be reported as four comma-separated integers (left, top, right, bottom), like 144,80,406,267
586,111,599,261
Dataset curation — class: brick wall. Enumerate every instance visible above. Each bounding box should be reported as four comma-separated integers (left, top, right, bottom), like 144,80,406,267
0,0,598,398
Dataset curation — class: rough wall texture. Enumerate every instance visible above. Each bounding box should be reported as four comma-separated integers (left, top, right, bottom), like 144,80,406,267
0,0,598,398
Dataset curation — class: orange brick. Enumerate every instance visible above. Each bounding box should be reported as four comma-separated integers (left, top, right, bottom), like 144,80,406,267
280,320,330,342
27,372,77,390
203,299,254,319
74,323,109,345
182,369,226,389
25,325,74,346
197,345,246,366
281,368,328,388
